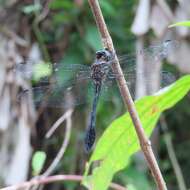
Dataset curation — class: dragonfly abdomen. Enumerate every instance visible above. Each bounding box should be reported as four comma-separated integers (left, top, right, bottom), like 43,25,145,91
84,127,96,152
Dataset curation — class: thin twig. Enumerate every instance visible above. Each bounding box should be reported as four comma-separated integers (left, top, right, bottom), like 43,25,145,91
43,109,73,176
160,116,187,190
0,26,29,47
32,109,73,190
0,175,127,190
35,0,54,23
88,1,167,190
29,109,73,190
32,0,51,62
45,109,73,138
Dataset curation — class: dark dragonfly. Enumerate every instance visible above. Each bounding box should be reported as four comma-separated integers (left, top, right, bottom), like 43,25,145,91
84,49,114,152
16,40,178,152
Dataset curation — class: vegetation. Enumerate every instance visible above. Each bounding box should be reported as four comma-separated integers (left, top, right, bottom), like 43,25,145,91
0,1,190,190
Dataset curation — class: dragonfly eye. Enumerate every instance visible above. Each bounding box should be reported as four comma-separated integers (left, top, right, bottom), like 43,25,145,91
96,50,106,59
96,49,112,61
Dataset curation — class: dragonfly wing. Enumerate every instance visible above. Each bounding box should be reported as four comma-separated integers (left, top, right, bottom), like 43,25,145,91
15,61,91,83
110,69,175,86
37,63,91,84
117,40,179,67
99,41,178,101
15,62,34,79
103,69,175,100
18,79,94,108
141,40,179,62
53,63,90,71
52,63,91,86
100,76,134,102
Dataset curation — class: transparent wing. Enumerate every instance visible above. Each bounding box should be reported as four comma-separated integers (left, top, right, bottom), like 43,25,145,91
51,63,91,85
103,40,178,94
16,40,178,107
53,63,90,71
100,70,175,102
117,40,179,67
15,60,91,83
18,78,94,108
15,61,93,108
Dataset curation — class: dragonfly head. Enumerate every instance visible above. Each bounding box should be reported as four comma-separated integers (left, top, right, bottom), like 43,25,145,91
95,49,113,62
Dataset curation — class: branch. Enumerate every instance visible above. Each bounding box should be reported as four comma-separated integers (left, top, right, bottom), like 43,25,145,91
29,109,73,190
45,109,73,138
160,116,187,190
88,1,167,190
0,175,127,190
43,109,73,176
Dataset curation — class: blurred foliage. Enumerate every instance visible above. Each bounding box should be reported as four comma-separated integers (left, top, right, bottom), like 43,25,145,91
32,151,47,176
1,0,189,189
162,95,190,188
119,164,153,190
169,20,190,28
32,62,52,81
21,3,42,14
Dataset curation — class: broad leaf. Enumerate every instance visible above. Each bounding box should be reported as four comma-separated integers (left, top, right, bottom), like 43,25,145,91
49,1,74,9
33,62,52,81
85,26,102,51
32,151,47,176
22,4,42,14
169,21,190,28
100,1,117,16
83,75,190,190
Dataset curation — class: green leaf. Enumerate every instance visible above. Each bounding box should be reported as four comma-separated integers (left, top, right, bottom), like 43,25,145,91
85,26,102,51
125,166,153,189
83,75,190,190
100,1,116,16
49,0,74,9
168,21,190,28
21,4,42,14
32,151,46,176
127,184,138,190
33,62,52,82
53,12,72,24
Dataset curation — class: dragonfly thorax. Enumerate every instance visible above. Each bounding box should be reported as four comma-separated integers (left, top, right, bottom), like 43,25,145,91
91,49,114,85
90,63,110,85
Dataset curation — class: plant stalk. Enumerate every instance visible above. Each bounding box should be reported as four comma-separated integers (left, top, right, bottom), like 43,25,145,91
88,1,167,190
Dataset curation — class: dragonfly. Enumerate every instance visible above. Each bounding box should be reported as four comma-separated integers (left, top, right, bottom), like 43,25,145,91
16,40,178,152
